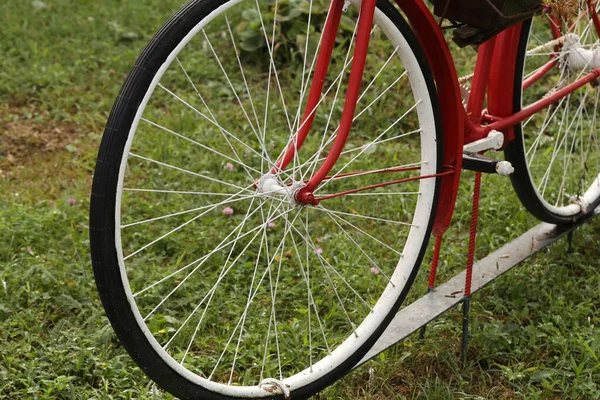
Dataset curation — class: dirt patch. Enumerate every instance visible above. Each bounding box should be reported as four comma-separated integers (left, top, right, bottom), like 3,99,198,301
0,108,99,199
1,118,79,165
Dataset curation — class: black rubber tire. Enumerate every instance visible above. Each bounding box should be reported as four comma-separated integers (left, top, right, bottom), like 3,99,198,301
505,18,600,225
89,0,442,398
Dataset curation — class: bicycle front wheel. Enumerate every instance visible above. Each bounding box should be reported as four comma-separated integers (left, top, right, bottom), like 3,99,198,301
90,0,441,398
507,3,600,224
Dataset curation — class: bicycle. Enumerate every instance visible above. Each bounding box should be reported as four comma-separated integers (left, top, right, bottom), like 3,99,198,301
89,0,600,398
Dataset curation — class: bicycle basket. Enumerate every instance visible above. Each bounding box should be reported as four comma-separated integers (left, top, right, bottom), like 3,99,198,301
430,0,544,47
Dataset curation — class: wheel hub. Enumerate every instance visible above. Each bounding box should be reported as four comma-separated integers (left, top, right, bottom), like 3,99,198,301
255,173,306,205
562,34,600,73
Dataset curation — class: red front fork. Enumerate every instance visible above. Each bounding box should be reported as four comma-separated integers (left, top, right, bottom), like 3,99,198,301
274,0,378,205
274,0,344,175
284,0,466,234
299,0,377,197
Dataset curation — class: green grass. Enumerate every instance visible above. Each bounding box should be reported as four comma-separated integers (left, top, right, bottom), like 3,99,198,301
1,0,599,399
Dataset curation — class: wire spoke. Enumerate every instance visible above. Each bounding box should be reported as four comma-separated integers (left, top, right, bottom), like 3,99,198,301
141,117,260,176
310,102,420,191
289,223,372,310
316,205,402,255
157,83,272,166
122,188,244,196
173,58,258,180
317,207,395,285
201,29,261,138
129,152,252,193
121,193,256,229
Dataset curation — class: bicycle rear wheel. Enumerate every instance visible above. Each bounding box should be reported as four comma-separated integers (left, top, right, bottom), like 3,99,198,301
506,3,600,224
90,0,442,398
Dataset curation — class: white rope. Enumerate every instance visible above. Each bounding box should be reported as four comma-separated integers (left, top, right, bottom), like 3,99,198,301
526,33,577,55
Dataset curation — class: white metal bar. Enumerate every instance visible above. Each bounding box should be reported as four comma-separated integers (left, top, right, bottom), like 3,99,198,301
356,206,600,368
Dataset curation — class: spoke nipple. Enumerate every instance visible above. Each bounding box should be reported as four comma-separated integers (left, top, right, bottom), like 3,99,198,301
342,0,351,12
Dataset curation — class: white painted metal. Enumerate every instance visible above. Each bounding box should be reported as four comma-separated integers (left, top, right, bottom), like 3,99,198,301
342,0,351,12
256,174,289,198
563,34,600,71
495,161,515,176
463,130,505,154
355,205,600,368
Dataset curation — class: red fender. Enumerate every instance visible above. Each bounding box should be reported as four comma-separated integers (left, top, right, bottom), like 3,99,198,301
393,0,464,237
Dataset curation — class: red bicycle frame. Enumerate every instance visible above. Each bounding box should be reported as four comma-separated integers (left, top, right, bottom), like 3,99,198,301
277,0,600,237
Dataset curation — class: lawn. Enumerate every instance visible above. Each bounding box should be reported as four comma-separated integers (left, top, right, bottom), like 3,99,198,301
1,0,599,399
